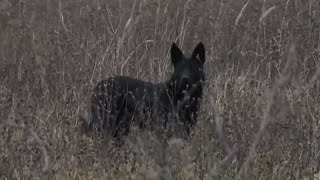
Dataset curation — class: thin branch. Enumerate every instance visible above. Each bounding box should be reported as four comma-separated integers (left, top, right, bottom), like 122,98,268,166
209,105,238,177
236,43,296,179
235,0,250,26
28,127,50,173
3,121,51,176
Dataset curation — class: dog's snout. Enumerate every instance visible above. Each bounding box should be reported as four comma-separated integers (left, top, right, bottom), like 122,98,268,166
181,77,191,88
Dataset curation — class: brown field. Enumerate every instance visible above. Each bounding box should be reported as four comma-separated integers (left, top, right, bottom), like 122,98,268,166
1,0,320,179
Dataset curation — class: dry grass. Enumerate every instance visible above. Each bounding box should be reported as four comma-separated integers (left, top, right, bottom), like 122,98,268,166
1,0,320,179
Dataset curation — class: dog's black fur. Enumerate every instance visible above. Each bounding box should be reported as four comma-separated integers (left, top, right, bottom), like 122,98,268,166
88,42,206,139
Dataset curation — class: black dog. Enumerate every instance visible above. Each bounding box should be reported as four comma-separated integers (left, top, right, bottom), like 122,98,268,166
88,42,206,139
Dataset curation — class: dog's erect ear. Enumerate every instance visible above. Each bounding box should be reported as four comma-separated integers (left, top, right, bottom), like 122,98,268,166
192,42,205,64
171,42,183,66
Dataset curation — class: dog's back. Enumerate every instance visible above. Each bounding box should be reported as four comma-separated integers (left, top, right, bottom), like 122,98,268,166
90,76,160,138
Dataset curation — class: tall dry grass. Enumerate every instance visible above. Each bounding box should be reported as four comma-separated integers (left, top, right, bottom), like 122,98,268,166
1,0,320,179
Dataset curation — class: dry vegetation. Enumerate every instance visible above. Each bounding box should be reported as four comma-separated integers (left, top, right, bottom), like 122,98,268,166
1,0,320,179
